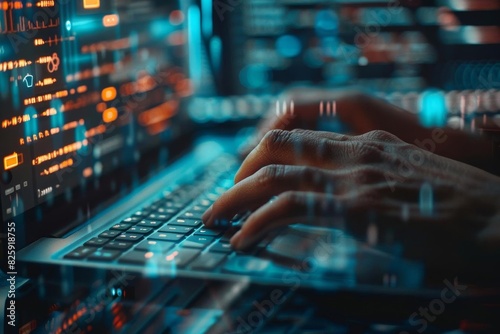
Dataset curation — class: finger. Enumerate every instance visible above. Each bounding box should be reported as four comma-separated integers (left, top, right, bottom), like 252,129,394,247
205,162,443,227
229,187,473,250
234,129,361,183
204,165,337,226
230,191,397,250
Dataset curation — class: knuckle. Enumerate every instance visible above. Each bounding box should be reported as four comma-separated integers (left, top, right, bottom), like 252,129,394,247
262,129,292,154
317,137,331,157
364,130,399,142
257,164,284,186
278,191,302,206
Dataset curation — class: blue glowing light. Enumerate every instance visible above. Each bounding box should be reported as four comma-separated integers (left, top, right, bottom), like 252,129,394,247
210,36,222,73
321,36,340,57
418,89,447,127
188,5,202,89
66,20,72,31
276,35,302,58
71,18,99,32
315,10,339,36
239,64,270,89
202,0,213,37
150,20,172,39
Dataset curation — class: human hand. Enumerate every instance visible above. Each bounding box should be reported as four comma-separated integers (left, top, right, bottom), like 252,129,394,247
204,130,500,257
241,88,493,170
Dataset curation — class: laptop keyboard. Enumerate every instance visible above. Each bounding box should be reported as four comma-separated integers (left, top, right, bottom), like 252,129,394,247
64,156,245,271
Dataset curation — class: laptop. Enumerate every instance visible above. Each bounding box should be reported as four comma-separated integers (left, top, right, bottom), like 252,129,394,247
0,0,468,298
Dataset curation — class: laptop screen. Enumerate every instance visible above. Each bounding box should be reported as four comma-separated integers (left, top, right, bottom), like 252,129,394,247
0,1,192,236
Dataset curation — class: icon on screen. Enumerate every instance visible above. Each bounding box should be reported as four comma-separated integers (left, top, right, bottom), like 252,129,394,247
102,87,117,101
83,0,100,9
48,53,60,73
4,152,24,171
23,74,34,88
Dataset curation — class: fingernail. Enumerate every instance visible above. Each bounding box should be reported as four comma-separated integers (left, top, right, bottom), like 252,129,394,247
230,230,243,249
202,205,213,225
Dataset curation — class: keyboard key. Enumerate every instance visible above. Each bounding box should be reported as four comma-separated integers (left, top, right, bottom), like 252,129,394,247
99,230,121,238
111,223,132,231
88,250,121,262
170,218,201,228
195,228,222,237
128,226,153,235
181,236,215,249
190,253,226,270
205,193,219,201
209,242,233,254
220,229,238,243
137,220,163,228
151,198,166,206
132,210,151,217
135,240,175,252
85,238,109,247
163,202,184,209
116,233,144,243
213,186,228,195
181,211,202,219
64,247,96,260
159,225,193,234
147,204,160,212
195,199,212,207
148,213,172,221
190,205,206,213
103,241,133,250
162,249,200,267
149,232,185,242
122,216,142,224
157,207,179,215
119,250,160,265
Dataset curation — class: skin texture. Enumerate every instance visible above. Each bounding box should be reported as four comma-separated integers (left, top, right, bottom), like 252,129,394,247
202,90,500,266
204,129,500,250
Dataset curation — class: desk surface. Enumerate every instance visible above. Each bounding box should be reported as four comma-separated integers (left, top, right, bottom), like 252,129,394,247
3,271,500,334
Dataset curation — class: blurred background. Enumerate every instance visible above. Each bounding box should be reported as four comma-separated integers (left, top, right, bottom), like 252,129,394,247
188,0,500,127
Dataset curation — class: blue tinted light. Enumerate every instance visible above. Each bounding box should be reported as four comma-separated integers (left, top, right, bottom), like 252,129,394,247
188,6,202,89
321,36,340,57
239,64,270,89
419,89,447,127
276,35,302,58
315,10,339,35
150,20,172,38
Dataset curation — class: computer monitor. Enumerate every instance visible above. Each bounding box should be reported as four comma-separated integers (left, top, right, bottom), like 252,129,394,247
0,0,193,245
